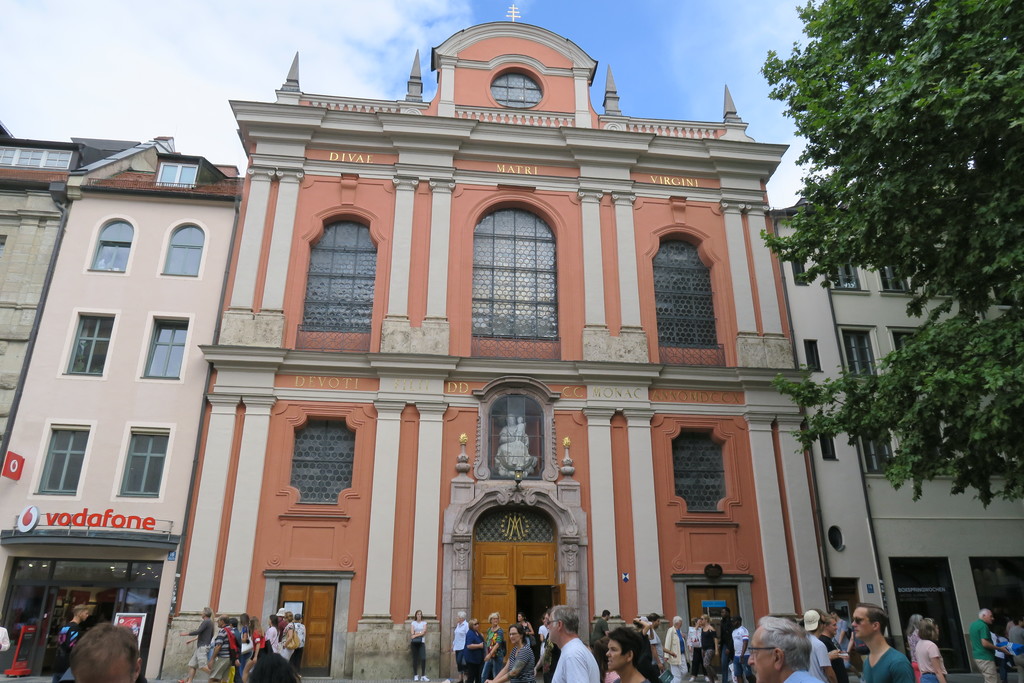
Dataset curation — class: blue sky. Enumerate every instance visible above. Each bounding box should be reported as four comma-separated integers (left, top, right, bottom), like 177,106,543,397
2,0,807,205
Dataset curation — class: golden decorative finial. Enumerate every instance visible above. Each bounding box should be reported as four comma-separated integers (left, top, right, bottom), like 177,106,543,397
506,4,521,22
562,437,571,448
459,433,468,445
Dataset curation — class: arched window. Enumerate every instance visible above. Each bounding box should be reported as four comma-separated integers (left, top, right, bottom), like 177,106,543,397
472,209,557,357
302,221,376,334
164,225,205,276
92,221,133,272
291,419,355,503
653,239,720,364
672,432,725,513
490,72,543,108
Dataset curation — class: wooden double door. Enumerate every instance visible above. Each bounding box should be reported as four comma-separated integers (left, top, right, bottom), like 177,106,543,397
278,583,336,677
687,586,739,669
472,541,561,626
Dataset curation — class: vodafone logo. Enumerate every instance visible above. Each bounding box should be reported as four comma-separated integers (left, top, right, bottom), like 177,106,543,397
17,505,39,533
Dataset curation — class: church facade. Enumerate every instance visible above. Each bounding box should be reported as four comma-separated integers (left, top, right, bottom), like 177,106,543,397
172,22,823,679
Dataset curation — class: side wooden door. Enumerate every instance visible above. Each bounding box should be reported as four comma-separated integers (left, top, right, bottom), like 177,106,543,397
279,583,336,677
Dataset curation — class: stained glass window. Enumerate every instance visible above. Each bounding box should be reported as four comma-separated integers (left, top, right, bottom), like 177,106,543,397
472,209,557,340
291,419,355,503
672,432,725,513
303,222,376,332
653,240,717,347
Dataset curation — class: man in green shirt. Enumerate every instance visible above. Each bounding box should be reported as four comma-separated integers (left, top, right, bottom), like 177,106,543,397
969,608,997,683
591,610,610,644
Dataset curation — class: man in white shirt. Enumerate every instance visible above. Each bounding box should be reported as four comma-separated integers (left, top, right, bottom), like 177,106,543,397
549,604,600,683
731,616,750,683
803,610,837,683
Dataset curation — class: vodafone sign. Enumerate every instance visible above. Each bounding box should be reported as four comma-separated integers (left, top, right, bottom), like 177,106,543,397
17,505,39,532
2,450,25,480
14,506,157,532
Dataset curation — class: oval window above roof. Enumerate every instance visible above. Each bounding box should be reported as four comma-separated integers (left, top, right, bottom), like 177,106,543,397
490,72,542,108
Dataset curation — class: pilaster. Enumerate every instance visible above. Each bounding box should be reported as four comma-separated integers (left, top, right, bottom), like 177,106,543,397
381,177,420,353
362,400,407,617
721,201,757,334
584,407,620,614
261,170,304,311
573,68,593,128
229,168,275,310
438,56,457,118
578,190,607,329
623,407,663,612
775,416,827,609
612,193,642,329
745,414,796,614
408,402,448,613
181,394,240,611
218,395,277,610
745,204,784,335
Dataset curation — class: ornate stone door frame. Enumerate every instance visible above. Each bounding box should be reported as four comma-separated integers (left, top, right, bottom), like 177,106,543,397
439,480,589,672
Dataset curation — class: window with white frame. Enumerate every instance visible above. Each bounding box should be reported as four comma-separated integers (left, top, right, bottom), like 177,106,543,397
121,431,168,496
0,146,72,169
842,329,875,375
91,221,133,271
67,315,114,375
144,321,188,378
164,225,205,276
39,429,90,494
157,163,198,187
834,264,861,289
879,266,908,292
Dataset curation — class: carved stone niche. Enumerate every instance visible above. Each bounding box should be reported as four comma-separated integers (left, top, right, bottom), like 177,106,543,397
472,376,561,482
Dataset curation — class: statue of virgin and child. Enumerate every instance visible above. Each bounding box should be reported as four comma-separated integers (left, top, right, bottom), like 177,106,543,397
495,413,537,477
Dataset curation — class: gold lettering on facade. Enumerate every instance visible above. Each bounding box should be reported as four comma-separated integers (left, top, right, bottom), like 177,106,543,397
648,175,699,187
497,163,538,175
446,381,471,394
590,386,644,400
294,375,360,390
392,378,430,392
560,386,586,399
328,152,374,163
648,389,742,404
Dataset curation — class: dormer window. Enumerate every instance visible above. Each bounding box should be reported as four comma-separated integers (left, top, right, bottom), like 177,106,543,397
490,72,542,108
0,147,72,169
157,162,198,187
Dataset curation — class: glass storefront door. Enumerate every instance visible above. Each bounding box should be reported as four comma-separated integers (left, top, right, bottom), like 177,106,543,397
889,557,966,672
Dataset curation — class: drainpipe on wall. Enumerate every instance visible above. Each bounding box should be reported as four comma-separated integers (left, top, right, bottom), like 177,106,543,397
0,181,71,457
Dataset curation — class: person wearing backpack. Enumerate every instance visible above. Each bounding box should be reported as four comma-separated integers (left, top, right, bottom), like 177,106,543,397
52,604,92,683
202,615,237,683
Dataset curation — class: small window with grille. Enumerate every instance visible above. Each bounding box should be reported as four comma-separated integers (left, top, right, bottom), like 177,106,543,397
291,419,355,503
672,432,725,513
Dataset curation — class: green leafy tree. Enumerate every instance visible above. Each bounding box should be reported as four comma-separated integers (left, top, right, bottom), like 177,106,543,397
763,0,1024,503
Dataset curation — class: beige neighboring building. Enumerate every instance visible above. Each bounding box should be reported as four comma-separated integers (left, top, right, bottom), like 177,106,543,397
0,129,137,442
776,206,1024,671
0,137,239,680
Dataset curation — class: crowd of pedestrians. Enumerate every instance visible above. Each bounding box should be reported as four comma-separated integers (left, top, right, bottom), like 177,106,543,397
177,606,306,683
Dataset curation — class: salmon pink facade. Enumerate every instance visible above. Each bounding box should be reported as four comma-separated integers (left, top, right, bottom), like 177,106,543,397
174,22,824,679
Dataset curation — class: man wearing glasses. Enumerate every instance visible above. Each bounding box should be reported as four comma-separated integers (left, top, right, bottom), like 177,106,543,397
747,616,818,683
548,605,600,683
851,604,913,683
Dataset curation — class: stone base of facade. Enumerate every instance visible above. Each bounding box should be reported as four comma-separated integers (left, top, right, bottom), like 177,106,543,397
220,309,285,347
161,613,208,680
381,316,450,355
736,333,794,369
582,325,649,362
350,617,440,679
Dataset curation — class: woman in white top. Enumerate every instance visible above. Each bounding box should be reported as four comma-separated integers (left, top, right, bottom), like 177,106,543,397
915,618,947,683
411,609,429,681
265,614,281,656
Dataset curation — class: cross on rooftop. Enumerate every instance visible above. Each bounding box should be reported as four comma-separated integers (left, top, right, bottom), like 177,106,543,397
506,4,521,21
